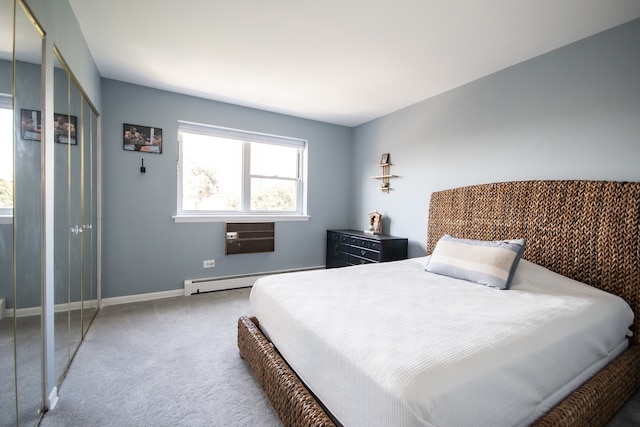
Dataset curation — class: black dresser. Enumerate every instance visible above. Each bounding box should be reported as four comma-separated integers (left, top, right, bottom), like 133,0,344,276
326,229,408,268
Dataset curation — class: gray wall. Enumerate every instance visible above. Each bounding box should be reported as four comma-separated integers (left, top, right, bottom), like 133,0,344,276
12,61,44,310
351,19,640,257
0,58,11,306
0,57,9,89
0,59,45,310
101,79,352,298
27,0,102,109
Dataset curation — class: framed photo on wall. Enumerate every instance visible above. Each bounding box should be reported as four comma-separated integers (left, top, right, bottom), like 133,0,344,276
123,123,163,154
20,109,42,141
54,113,77,145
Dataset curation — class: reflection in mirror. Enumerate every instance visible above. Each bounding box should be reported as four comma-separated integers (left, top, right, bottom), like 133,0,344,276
82,99,98,336
0,101,14,427
53,53,72,385
53,47,99,388
11,0,45,425
0,0,16,424
68,74,83,365
0,1,100,423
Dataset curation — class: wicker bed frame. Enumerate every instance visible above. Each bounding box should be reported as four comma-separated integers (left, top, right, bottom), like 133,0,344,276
238,180,640,427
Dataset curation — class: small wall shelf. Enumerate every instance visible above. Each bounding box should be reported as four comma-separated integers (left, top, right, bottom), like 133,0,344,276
369,154,397,193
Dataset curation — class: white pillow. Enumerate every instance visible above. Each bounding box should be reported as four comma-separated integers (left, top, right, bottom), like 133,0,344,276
425,234,526,290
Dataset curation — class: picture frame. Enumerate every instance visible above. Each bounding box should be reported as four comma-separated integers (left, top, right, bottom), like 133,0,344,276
20,109,42,141
380,153,389,165
54,113,78,145
123,123,163,154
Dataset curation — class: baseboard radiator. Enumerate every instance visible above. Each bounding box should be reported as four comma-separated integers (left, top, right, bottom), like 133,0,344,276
184,274,266,296
184,266,322,296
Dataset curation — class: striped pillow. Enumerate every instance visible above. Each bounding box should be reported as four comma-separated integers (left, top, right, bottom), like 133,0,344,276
426,235,526,290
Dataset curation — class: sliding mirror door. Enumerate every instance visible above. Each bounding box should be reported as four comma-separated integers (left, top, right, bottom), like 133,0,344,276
0,0,16,424
53,48,99,387
53,53,76,384
11,0,45,424
81,98,98,336
0,1,99,422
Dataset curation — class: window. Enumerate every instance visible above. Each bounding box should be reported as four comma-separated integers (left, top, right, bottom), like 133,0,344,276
176,121,307,221
0,94,12,219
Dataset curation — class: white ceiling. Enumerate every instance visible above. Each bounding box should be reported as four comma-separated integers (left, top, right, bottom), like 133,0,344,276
68,0,640,127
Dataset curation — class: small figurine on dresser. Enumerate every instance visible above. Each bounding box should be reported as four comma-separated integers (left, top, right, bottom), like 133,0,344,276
365,210,382,235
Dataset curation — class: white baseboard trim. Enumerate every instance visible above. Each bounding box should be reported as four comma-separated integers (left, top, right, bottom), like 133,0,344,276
3,299,100,319
102,266,325,307
101,289,184,307
10,306,41,318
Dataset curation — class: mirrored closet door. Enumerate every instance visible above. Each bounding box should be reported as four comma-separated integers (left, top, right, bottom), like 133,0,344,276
0,0,101,424
82,98,99,337
0,0,16,416
53,47,99,388
1,0,45,425
0,0,17,423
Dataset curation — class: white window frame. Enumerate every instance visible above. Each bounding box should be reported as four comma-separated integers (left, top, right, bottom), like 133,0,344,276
174,121,309,223
0,94,13,223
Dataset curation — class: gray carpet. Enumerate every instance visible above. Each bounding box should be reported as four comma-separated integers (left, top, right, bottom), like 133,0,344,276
1,315,43,427
38,287,640,427
39,288,281,427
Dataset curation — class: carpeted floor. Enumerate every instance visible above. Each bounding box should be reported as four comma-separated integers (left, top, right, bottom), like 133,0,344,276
38,287,640,427
39,287,281,427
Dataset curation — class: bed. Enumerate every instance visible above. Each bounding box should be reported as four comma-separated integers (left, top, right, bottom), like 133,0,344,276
238,180,640,426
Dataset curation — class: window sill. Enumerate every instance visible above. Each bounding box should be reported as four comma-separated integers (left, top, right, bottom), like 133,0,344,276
172,214,310,223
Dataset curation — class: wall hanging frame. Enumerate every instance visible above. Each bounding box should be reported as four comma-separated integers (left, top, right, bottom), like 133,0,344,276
54,113,77,144
123,123,163,153
20,108,42,141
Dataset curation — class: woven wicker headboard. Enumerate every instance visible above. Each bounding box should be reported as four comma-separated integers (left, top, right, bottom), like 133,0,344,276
427,180,640,343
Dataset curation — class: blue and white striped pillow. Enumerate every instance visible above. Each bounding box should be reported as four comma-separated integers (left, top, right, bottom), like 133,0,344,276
426,235,526,290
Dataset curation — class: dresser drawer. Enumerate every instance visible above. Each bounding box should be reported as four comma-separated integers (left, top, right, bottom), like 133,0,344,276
329,241,349,253
329,250,350,262
350,255,375,265
350,245,379,261
329,232,350,244
350,236,379,250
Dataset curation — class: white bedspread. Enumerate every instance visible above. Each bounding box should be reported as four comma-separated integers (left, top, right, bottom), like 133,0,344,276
250,257,633,427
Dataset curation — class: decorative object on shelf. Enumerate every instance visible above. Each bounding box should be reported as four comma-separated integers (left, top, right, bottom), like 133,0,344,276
140,158,146,173
123,123,163,153
369,153,397,193
365,210,382,235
